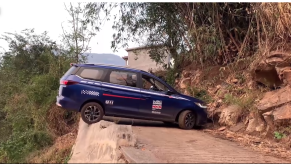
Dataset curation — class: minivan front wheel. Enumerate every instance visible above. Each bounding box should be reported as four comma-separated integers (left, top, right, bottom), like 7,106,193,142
81,102,104,124
178,110,196,130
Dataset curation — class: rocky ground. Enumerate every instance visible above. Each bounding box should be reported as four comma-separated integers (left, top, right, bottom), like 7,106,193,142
204,127,291,161
171,51,291,159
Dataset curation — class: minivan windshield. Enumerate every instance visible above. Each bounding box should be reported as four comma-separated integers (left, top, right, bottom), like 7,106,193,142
149,78,167,92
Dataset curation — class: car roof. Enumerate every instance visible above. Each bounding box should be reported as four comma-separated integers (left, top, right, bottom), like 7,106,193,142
76,63,149,74
74,63,178,93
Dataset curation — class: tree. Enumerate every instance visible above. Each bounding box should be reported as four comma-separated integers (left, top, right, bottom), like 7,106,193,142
111,3,187,66
61,2,96,63
110,3,256,67
61,2,113,63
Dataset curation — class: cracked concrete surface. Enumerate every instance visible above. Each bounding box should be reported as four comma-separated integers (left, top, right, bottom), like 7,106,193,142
104,117,289,163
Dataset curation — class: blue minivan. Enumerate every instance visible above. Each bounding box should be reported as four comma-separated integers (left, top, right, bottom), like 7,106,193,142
56,63,208,129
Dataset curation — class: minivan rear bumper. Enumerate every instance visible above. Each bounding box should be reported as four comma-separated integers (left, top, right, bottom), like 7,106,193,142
56,96,80,112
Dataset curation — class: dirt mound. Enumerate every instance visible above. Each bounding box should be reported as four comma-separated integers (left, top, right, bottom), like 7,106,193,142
68,120,137,163
47,106,80,136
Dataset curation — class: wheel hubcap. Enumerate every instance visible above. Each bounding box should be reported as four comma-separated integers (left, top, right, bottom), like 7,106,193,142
84,105,100,122
185,112,195,128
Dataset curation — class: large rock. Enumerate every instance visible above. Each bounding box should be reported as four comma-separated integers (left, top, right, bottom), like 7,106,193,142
266,51,291,67
246,117,266,133
255,87,291,134
252,51,291,87
272,103,291,121
218,105,243,126
69,120,136,163
256,86,291,113
281,67,291,85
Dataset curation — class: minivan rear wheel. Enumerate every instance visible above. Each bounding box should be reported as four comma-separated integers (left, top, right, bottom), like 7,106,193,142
81,102,104,124
178,110,196,130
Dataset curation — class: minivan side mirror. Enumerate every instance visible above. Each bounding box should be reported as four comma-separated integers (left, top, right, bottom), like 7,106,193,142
150,85,159,91
165,90,175,95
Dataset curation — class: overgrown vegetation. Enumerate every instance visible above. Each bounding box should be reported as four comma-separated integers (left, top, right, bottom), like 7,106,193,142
223,92,256,111
0,29,76,162
0,2,109,162
188,87,212,104
83,2,291,71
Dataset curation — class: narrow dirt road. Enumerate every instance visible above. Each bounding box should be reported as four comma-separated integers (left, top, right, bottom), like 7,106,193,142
104,117,289,163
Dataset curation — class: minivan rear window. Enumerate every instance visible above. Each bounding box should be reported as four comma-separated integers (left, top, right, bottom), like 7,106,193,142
63,66,78,77
77,67,107,81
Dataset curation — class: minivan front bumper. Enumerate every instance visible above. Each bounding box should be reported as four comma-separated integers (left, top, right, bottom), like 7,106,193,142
196,108,208,126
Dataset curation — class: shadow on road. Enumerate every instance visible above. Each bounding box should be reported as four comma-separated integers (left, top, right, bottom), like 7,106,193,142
103,116,178,129
102,116,206,130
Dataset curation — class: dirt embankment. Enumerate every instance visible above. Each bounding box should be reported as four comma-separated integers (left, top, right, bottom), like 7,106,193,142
172,51,291,155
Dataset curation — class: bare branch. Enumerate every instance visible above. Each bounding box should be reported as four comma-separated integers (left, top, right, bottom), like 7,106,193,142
61,22,73,49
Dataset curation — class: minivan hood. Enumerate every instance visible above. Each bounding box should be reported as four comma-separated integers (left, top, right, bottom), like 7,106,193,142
176,93,205,104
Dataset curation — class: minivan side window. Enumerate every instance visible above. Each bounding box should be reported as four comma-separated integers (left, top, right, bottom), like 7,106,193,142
77,67,107,81
141,74,169,92
109,70,137,87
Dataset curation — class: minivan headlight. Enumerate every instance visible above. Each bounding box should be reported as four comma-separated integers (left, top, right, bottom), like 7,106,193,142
194,102,207,109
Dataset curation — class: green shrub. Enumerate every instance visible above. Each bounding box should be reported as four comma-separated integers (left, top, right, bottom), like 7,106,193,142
188,87,212,103
223,92,256,110
27,74,59,106
0,130,53,162
165,68,177,86
274,131,286,140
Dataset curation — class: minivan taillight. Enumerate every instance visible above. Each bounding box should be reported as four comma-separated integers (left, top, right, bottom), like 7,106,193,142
60,80,79,85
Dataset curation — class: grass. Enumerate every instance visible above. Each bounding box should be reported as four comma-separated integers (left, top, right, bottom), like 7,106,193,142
39,146,72,163
187,86,213,104
223,92,258,111
28,140,74,164
0,130,53,163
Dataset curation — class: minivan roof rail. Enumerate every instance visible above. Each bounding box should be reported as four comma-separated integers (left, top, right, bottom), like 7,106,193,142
82,63,143,72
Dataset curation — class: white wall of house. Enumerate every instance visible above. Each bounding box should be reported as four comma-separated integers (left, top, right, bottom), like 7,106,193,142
126,47,172,72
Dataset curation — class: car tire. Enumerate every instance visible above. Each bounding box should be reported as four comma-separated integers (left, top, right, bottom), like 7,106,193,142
178,110,196,130
81,102,104,124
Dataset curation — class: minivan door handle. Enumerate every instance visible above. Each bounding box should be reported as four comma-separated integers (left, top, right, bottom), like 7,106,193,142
142,95,151,98
103,89,112,93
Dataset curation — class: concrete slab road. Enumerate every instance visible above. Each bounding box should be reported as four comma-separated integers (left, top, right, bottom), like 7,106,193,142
104,117,289,163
